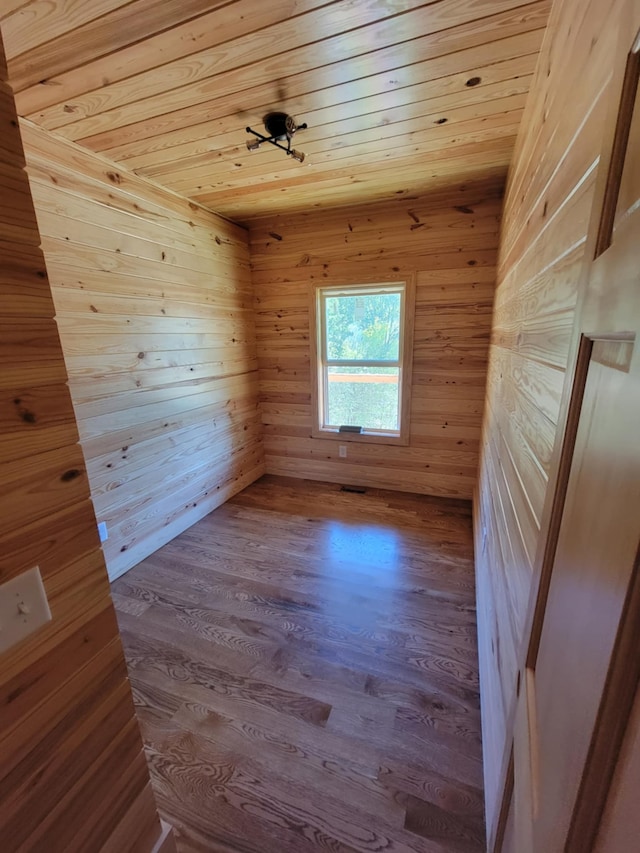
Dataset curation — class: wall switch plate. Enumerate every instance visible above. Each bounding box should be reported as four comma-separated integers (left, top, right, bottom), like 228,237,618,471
98,521,108,542
339,445,347,458
0,566,52,655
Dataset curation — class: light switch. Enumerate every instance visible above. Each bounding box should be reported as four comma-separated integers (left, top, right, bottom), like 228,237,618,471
0,566,52,655
339,445,347,458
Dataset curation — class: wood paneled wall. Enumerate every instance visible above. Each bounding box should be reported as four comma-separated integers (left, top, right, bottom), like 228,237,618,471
19,120,264,581
474,0,623,835
0,32,169,852
249,181,501,499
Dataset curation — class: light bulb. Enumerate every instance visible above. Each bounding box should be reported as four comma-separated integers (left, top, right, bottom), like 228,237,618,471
246,139,261,152
290,149,305,163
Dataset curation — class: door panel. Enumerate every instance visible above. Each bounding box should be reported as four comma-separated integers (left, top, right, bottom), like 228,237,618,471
501,795,516,853
513,668,537,853
533,335,640,851
594,682,640,852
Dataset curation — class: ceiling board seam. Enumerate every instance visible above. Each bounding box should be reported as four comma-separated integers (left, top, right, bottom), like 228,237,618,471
120,95,530,173
14,0,437,108
60,46,542,146
21,0,539,133
6,0,144,64
0,0,32,25
8,0,246,69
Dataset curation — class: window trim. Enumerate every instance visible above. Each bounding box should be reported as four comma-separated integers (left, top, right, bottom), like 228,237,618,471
309,278,415,446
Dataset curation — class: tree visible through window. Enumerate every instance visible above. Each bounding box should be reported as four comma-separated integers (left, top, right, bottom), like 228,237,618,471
313,282,412,441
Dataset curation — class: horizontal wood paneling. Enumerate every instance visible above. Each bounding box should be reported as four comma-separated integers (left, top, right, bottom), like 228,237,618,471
1,0,550,221
474,0,623,836
250,180,501,498
19,120,264,581
0,32,169,853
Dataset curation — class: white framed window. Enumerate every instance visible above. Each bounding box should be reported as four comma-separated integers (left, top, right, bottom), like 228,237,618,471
310,280,414,445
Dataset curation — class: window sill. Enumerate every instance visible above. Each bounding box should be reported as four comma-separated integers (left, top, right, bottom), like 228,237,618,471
311,427,409,446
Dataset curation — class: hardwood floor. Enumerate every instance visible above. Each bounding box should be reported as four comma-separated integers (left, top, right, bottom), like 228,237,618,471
112,475,484,853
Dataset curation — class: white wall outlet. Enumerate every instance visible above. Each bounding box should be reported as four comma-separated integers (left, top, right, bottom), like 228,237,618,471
0,566,52,655
98,521,108,543
339,445,347,458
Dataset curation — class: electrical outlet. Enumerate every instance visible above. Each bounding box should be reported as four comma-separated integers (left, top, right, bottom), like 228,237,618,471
0,566,51,654
339,445,347,458
98,521,108,542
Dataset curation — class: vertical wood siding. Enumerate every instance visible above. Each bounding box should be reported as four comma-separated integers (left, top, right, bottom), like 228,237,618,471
249,181,502,499
19,120,265,580
0,33,165,852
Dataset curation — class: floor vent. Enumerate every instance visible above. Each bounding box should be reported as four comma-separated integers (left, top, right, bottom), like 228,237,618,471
340,485,366,494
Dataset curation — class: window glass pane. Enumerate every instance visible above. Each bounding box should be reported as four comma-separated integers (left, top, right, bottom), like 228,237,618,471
326,366,400,431
325,291,401,361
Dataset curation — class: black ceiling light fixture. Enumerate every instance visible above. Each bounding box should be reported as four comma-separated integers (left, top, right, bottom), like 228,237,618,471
246,112,308,162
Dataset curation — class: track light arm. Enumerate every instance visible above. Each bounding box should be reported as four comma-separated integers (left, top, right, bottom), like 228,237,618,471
245,114,307,162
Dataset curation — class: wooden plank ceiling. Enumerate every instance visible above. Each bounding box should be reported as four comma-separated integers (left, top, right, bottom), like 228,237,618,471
0,0,551,224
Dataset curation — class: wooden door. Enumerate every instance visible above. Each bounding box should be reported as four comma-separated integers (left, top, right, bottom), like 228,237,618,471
510,5,640,852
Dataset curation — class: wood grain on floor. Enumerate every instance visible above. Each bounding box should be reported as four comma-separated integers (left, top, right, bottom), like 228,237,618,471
112,475,484,853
